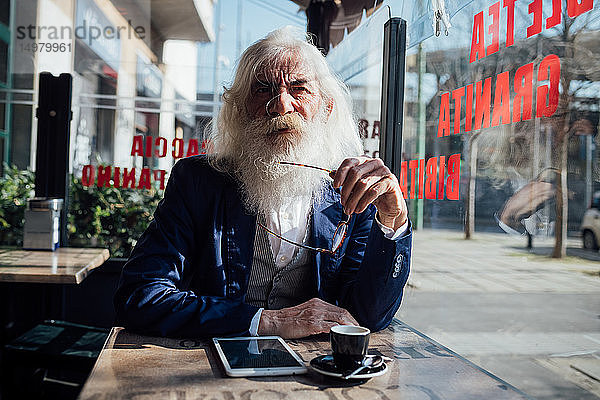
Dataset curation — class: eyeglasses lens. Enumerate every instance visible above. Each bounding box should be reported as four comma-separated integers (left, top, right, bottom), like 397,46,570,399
332,223,347,252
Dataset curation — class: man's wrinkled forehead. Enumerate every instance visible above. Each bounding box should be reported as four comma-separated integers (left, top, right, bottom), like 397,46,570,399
253,55,316,87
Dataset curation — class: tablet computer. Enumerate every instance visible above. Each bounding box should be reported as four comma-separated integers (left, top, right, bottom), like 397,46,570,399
212,336,308,377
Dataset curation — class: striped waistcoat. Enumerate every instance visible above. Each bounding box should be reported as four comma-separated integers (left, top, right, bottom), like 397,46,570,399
245,217,317,309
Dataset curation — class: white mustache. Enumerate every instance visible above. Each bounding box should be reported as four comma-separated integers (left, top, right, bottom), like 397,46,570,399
250,113,307,135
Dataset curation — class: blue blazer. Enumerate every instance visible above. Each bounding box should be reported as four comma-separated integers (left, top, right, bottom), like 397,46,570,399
114,156,412,337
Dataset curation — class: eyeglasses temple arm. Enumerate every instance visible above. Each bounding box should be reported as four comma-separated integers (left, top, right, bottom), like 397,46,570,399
257,222,331,254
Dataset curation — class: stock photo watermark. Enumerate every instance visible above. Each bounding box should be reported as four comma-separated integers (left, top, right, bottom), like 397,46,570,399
16,19,145,53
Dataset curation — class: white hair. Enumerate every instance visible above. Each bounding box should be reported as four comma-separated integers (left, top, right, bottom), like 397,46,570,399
205,26,362,170
204,27,363,214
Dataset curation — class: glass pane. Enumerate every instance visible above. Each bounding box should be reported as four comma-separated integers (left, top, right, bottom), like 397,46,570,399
4,0,306,257
332,224,347,251
356,0,598,398
0,102,5,131
327,6,389,159
329,1,600,397
0,0,8,26
0,40,7,84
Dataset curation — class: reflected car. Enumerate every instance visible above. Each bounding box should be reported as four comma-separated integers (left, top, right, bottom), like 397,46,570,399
581,192,600,250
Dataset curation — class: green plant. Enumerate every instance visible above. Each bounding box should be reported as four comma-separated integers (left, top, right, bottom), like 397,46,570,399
0,164,163,257
0,164,35,246
67,177,163,258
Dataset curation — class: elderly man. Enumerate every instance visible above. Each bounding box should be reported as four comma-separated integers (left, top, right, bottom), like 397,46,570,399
114,27,411,339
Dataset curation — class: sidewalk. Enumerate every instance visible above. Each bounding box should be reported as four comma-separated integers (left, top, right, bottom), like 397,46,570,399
396,229,600,400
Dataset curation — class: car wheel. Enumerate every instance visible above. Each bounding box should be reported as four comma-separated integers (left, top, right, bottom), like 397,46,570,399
583,230,599,250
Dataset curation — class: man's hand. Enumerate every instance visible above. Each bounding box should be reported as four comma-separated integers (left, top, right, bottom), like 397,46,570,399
257,298,358,339
333,157,408,230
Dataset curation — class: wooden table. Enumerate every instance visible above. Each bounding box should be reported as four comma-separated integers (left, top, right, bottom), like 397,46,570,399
0,248,110,284
78,319,530,400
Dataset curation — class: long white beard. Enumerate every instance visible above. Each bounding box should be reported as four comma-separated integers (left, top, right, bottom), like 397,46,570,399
234,112,329,215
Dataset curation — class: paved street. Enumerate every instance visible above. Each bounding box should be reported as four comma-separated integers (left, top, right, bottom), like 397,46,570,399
396,229,600,400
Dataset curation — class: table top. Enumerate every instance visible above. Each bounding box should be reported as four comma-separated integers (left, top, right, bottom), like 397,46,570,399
0,247,110,284
78,319,530,400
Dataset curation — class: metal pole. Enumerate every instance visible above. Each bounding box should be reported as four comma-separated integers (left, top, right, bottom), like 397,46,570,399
533,39,542,179
544,125,552,232
378,18,406,182
211,0,222,125
415,42,426,230
585,134,592,207
236,0,243,59
5,0,15,168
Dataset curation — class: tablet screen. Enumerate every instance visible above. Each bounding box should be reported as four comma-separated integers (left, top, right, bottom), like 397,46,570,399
217,338,303,369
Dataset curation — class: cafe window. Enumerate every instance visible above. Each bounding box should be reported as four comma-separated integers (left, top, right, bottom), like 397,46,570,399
0,0,306,257
329,0,599,247
0,40,7,85
0,0,218,255
0,1,9,27
328,1,600,398
0,0,598,398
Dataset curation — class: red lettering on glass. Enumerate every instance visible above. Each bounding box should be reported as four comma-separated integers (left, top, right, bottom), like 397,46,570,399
399,161,408,199
438,92,451,137
138,168,151,190
470,11,485,63
113,167,121,188
130,135,144,157
145,136,153,157
503,0,517,47
445,154,461,200
372,120,380,138
154,137,167,158
492,71,511,127
424,157,438,199
358,119,369,138
153,170,167,190
186,139,199,157
409,159,419,200
418,159,425,199
452,87,465,135
527,0,543,38
487,2,500,56
513,62,534,122
82,165,94,186
465,84,473,132
567,0,593,17
122,168,136,188
438,156,446,200
97,166,111,188
536,54,561,118
172,138,184,159
546,0,561,28
474,77,492,130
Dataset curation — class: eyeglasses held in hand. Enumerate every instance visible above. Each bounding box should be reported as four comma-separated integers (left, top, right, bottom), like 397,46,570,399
257,161,349,255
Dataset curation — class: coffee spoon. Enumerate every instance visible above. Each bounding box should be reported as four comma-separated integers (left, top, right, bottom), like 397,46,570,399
342,355,385,379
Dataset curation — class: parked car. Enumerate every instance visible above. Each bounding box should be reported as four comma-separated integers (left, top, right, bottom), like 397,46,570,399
581,192,600,250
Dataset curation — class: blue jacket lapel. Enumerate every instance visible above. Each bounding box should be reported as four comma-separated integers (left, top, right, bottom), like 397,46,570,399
311,184,344,296
222,180,343,298
223,183,256,295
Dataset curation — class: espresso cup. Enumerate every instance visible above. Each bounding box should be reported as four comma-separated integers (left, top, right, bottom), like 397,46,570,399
330,325,370,370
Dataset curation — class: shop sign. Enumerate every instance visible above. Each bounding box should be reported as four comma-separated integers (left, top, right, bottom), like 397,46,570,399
136,55,162,98
436,0,594,139
80,135,208,190
175,93,195,128
76,0,121,71
327,5,389,81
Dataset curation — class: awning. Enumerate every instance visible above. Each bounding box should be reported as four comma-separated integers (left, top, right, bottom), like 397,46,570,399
150,0,215,42
290,0,383,52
